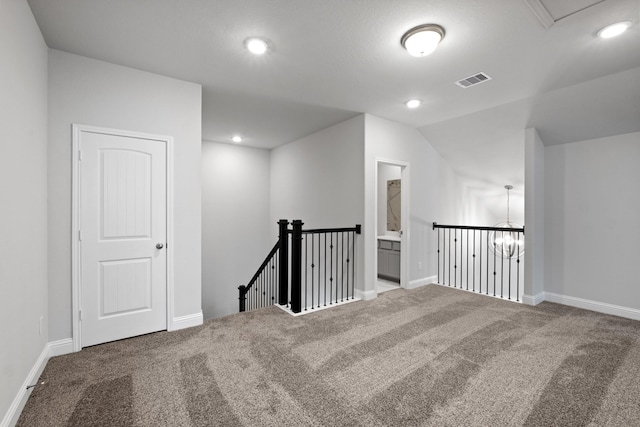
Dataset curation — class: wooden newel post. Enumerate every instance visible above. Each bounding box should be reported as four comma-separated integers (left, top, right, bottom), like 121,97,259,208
238,285,247,312
278,219,289,306
290,219,304,313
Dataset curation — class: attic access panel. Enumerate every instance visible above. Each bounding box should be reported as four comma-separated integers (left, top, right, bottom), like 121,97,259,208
524,0,606,28
541,0,606,20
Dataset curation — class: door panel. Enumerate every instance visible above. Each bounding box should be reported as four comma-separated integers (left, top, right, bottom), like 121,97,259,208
101,149,152,239
80,131,167,347
100,258,152,316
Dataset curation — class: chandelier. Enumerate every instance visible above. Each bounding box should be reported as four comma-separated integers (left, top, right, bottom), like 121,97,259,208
489,185,525,259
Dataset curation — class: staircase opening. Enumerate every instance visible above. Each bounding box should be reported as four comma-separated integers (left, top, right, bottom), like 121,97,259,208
238,219,362,314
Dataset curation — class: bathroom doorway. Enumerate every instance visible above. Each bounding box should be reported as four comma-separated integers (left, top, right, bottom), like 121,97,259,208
375,159,409,293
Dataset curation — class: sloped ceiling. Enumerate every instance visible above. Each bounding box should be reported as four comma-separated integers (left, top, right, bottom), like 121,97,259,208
28,0,640,189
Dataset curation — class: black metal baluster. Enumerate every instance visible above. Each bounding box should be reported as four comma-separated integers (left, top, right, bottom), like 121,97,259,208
311,234,315,310
437,228,441,284
304,234,308,311
318,233,321,308
466,229,469,290
508,238,512,300
479,231,483,295
454,229,457,288
487,231,490,295
517,231,521,302
472,230,476,292
493,233,497,297
330,232,334,304
448,229,451,287
351,230,356,300
346,231,351,301
500,231,504,298
460,228,464,289
340,231,344,302
324,233,328,306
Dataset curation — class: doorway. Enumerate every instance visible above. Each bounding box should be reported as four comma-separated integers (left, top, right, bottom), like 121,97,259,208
72,125,173,350
375,159,409,293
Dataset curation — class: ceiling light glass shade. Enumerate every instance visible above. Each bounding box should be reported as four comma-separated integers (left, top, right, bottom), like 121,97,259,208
488,222,525,259
406,99,422,108
488,185,525,259
232,135,242,143
597,21,632,38
401,24,445,57
245,37,268,54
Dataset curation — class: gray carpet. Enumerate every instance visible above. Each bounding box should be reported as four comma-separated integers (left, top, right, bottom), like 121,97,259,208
17,285,640,426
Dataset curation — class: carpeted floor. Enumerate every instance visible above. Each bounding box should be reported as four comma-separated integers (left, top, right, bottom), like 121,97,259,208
17,285,640,426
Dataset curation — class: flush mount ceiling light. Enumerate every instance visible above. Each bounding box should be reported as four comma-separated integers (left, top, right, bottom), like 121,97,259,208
232,135,242,143
406,99,422,109
401,24,445,57
244,37,269,55
597,21,632,39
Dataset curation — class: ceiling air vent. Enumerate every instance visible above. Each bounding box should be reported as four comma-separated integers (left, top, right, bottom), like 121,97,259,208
455,72,492,88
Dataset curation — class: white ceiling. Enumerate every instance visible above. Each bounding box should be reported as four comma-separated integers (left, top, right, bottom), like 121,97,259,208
27,0,640,188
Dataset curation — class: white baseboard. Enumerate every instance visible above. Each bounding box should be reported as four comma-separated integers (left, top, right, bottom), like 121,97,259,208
407,276,437,290
1,344,49,427
522,292,545,306
544,292,640,321
2,313,203,427
355,289,377,301
47,338,74,358
170,311,203,331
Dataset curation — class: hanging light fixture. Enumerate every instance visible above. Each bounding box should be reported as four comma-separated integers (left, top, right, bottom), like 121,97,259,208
401,24,445,57
489,185,525,259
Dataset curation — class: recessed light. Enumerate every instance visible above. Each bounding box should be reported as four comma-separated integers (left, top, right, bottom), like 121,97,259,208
245,37,269,55
406,99,422,109
232,136,242,143
597,21,632,39
401,24,445,57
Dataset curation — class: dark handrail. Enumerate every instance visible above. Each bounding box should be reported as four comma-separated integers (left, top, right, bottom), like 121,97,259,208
433,222,524,234
238,241,279,312
244,241,279,292
302,224,362,235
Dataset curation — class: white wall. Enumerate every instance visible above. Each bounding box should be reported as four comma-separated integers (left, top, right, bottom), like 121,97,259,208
270,115,365,292
544,131,640,310
457,181,525,228
202,141,271,319
48,50,202,341
270,115,365,229
524,128,545,303
364,114,465,293
0,0,49,424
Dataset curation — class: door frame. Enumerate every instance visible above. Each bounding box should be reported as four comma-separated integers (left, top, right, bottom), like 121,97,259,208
71,124,175,351
374,157,410,290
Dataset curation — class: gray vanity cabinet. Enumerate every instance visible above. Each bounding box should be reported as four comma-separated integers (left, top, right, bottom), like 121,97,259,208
378,239,400,283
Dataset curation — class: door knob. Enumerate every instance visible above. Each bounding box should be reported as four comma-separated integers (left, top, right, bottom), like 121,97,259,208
156,243,164,249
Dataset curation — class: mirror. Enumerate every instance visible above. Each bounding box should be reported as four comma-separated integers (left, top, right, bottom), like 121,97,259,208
387,179,401,231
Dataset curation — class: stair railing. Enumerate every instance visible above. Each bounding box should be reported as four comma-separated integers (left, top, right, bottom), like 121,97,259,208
239,219,361,314
238,219,288,312
433,222,525,301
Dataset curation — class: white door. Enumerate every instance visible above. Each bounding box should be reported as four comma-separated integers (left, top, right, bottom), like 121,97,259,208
79,129,167,347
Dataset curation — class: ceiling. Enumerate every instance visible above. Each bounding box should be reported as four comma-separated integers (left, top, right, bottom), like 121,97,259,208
27,0,640,190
